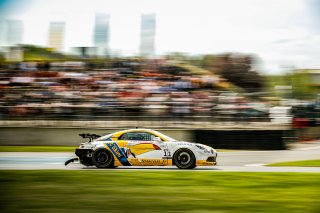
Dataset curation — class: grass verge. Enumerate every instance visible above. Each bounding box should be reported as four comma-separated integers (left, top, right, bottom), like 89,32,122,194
267,159,320,167
0,170,319,213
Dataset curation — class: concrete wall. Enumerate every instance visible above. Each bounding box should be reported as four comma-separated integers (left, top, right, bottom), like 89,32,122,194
0,127,194,146
0,127,292,150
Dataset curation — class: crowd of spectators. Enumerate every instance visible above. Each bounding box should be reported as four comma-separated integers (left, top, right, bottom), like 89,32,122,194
0,60,270,121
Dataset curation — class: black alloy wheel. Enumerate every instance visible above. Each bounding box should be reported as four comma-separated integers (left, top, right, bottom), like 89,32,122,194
92,149,114,168
173,148,196,169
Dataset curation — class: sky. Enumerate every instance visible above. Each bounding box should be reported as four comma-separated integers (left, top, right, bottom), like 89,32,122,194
0,0,320,74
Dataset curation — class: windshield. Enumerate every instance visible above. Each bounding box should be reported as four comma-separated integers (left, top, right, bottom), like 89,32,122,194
96,130,177,142
152,130,177,142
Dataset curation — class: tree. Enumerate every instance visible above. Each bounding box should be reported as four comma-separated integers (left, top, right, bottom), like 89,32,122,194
214,54,265,93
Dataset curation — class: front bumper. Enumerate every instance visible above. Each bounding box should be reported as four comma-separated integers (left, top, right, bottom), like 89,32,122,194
196,156,217,166
206,156,217,163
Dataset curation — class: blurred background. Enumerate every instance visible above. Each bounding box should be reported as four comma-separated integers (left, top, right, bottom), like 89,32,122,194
0,0,319,148
0,2,320,213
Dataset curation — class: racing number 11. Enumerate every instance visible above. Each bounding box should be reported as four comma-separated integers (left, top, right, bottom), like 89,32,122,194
164,149,171,157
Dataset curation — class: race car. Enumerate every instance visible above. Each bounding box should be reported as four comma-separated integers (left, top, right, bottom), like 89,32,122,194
66,128,217,169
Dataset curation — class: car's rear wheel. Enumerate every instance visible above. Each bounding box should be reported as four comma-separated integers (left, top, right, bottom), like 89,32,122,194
173,148,196,169
92,149,114,168
80,157,93,166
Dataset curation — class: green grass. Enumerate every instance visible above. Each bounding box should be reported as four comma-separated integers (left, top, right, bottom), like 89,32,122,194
0,171,319,213
0,146,76,152
267,159,320,167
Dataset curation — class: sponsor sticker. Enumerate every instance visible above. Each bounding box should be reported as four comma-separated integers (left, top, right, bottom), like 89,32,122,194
141,159,167,165
105,143,131,166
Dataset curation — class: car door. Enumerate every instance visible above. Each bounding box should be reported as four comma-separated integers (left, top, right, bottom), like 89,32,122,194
119,131,168,166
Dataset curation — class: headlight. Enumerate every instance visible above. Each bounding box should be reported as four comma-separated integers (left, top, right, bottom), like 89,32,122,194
196,144,212,154
196,144,206,151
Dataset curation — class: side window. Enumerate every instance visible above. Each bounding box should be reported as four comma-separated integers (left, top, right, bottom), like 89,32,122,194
119,132,159,141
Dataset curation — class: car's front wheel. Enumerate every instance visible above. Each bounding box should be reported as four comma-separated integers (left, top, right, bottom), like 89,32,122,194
173,148,196,169
92,149,114,168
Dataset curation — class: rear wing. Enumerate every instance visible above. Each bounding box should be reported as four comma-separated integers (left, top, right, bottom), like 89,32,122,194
79,133,102,142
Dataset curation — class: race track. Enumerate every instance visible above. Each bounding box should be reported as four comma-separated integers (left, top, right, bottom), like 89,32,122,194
1,143,320,172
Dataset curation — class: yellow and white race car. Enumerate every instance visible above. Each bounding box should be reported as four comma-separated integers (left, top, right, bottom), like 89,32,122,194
68,128,217,169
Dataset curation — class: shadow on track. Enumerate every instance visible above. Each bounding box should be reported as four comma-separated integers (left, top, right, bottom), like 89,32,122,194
78,166,221,171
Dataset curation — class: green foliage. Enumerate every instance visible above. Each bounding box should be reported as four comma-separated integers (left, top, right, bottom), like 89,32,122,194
165,53,217,69
0,52,5,63
21,45,74,61
264,75,292,98
291,71,318,99
265,70,319,99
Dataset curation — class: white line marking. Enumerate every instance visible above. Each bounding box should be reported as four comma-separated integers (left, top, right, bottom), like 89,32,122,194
296,146,320,151
245,163,265,167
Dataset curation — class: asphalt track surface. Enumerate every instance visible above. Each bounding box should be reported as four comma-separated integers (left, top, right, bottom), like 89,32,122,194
1,143,320,172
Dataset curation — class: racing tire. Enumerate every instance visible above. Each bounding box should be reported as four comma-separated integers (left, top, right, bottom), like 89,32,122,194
80,157,94,166
92,149,114,168
173,148,196,169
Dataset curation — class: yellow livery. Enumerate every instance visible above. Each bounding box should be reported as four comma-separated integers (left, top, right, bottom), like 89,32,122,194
71,128,217,169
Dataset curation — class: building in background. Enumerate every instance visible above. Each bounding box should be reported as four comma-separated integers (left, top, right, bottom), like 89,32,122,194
93,13,110,57
6,19,23,46
4,20,23,62
140,14,156,57
48,22,65,52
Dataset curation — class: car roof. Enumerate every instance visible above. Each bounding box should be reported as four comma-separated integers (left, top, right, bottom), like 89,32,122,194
111,128,168,140
113,128,155,136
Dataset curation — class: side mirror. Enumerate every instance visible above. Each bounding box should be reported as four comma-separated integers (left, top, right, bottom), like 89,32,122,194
154,137,162,142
